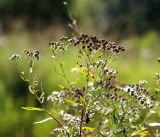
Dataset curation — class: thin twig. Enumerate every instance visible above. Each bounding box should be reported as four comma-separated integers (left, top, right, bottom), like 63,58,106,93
34,93,70,137
63,0,80,35
52,51,74,90
59,62,74,90
79,108,84,137
79,53,91,137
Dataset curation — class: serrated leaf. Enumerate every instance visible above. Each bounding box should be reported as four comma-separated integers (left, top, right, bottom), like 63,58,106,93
65,99,80,106
33,117,52,124
21,107,43,111
82,127,95,131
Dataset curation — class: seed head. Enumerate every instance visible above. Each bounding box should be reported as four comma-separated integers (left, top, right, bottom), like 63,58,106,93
10,54,21,60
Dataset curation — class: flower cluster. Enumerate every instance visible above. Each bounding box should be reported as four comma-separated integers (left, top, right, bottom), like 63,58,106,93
47,91,66,103
47,88,84,103
96,76,119,89
91,60,118,76
24,49,39,60
155,73,160,80
51,126,69,135
119,81,153,108
73,34,125,53
49,42,64,51
62,113,81,127
92,60,106,69
9,54,21,60
102,68,118,76
103,93,128,103
49,37,72,54
128,108,140,118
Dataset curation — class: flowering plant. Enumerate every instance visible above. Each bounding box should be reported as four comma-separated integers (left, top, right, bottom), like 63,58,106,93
10,34,159,137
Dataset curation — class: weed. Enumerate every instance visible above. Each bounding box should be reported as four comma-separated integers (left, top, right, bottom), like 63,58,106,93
10,33,160,137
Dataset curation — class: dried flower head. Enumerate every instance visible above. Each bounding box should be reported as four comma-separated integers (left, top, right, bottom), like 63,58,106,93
47,88,84,103
9,54,21,60
24,49,40,60
119,81,154,108
157,57,160,63
72,33,125,54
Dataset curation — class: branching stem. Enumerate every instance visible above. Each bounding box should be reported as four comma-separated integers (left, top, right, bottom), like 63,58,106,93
52,52,74,90
34,93,70,137
79,108,84,137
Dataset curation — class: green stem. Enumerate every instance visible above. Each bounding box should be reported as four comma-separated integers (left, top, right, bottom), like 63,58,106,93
79,53,91,137
79,108,84,137
35,93,70,137
52,51,73,90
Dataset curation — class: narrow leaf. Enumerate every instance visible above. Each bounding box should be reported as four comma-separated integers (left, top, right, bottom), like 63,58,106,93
76,65,87,80
59,85,65,89
65,99,80,106
21,107,43,111
33,117,52,124
80,96,87,106
82,127,95,131
39,92,44,99
20,71,29,82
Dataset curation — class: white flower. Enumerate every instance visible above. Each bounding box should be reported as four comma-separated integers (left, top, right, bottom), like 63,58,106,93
71,67,79,72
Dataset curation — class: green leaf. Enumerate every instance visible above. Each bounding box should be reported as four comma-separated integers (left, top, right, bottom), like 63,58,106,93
65,99,80,106
82,127,95,131
40,83,45,103
112,108,119,124
39,92,44,99
21,107,43,111
99,130,108,137
29,60,34,74
29,85,34,94
20,71,29,82
59,84,66,89
80,96,87,106
76,65,88,80
30,67,33,73
40,83,45,93
33,117,52,124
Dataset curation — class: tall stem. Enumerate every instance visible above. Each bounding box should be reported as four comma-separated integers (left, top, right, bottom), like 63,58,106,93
34,93,70,137
79,53,90,137
59,62,74,90
79,108,84,137
53,51,73,90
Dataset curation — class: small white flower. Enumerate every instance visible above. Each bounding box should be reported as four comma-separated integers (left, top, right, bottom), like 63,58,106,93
71,67,79,72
